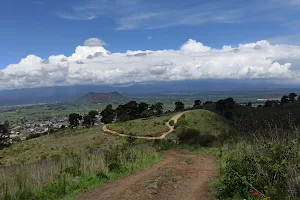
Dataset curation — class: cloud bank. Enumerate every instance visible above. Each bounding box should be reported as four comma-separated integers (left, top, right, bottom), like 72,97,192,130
1,38,300,90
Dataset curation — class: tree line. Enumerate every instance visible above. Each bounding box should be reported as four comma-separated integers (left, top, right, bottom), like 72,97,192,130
263,92,300,108
68,100,205,127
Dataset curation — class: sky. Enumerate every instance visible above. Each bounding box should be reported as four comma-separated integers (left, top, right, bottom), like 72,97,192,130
1,0,300,90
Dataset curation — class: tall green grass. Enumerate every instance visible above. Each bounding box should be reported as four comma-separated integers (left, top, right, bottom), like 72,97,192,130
214,118,300,200
0,144,162,200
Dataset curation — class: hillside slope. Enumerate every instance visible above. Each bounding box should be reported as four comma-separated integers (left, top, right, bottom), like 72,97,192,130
77,91,128,104
171,109,233,138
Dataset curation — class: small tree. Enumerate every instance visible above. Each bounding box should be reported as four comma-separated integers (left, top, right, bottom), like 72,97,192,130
225,97,235,109
281,95,289,105
288,93,298,103
193,100,202,109
82,115,93,127
175,101,185,112
138,102,149,117
204,101,213,105
88,110,99,118
68,113,82,127
0,123,10,148
141,110,154,118
150,102,163,116
101,105,115,124
216,99,226,116
85,110,99,126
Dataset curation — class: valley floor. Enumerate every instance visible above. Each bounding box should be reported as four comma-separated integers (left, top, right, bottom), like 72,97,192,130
76,150,218,200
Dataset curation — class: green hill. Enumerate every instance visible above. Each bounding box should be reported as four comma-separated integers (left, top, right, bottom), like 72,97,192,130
77,91,128,104
0,126,122,165
107,115,171,137
172,110,233,138
107,110,233,138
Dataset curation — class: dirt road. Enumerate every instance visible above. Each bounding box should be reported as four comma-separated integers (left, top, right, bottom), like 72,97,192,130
77,150,219,200
102,111,187,140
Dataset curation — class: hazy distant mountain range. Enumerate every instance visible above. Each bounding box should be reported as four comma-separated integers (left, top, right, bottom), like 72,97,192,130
0,79,299,106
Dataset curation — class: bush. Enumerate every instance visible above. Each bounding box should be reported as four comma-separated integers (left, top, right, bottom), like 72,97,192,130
174,115,188,129
216,141,300,200
26,133,42,140
177,129,216,147
169,120,174,126
224,111,233,120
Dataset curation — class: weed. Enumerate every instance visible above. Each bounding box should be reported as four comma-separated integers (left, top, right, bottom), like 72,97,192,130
184,157,195,165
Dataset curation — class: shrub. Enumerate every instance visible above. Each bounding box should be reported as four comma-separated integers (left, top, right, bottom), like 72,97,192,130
169,120,175,126
177,129,216,147
174,115,188,129
216,141,300,200
224,111,233,120
26,133,42,140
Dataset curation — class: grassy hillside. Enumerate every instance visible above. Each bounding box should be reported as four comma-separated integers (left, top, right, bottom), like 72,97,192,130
107,115,171,137
171,110,233,138
0,126,121,165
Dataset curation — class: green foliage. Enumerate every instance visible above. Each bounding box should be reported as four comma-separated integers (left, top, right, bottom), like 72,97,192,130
0,144,163,200
149,102,164,116
82,110,99,127
0,123,10,149
26,133,42,140
101,104,115,124
216,139,300,200
169,120,174,126
172,110,232,139
126,133,137,146
107,115,170,137
175,101,185,112
178,129,217,147
193,100,202,109
68,113,82,127
0,125,121,165
184,157,195,165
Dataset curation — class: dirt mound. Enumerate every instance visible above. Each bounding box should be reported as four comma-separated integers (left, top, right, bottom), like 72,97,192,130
76,150,218,200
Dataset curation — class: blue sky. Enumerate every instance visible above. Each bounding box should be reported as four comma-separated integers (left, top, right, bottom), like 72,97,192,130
1,0,300,69
0,0,300,90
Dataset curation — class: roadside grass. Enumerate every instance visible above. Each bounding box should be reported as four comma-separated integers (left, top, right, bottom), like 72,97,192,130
107,115,171,137
0,126,121,165
0,144,163,200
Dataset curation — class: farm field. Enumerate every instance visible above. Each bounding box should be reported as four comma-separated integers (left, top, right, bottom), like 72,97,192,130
0,104,115,123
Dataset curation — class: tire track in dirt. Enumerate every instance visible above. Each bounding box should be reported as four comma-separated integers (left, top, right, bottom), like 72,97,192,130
76,150,219,200
102,111,188,140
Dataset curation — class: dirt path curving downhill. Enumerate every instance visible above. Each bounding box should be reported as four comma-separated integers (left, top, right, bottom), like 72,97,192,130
102,111,188,140
76,150,219,200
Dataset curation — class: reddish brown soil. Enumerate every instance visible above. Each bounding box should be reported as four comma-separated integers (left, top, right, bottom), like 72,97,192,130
76,150,219,200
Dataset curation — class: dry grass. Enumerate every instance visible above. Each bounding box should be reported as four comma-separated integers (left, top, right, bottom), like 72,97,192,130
0,126,121,165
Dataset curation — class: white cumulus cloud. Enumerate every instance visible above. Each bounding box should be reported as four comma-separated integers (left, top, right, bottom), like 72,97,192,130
1,39,300,90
